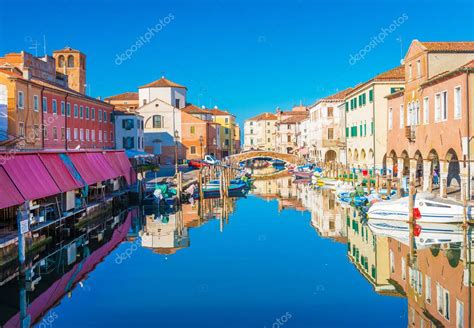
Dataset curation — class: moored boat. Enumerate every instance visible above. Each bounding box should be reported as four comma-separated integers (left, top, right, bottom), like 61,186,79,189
367,192,471,223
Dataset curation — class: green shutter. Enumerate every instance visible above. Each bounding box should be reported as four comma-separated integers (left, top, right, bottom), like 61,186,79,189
369,90,373,102
354,97,357,108
346,127,349,138
364,123,367,136
345,102,349,112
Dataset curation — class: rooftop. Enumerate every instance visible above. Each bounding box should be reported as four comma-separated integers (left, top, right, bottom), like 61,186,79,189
420,41,474,53
181,104,210,115
246,112,278,121
104,92,138,101
139,76,187,89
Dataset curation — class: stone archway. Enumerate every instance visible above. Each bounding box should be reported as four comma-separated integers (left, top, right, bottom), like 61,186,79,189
324,150,337,163
446,148,461,188
428,149,440,187
401,150,410,176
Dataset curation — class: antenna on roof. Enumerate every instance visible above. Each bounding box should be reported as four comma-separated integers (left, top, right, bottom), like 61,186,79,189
396,36,404,64
43,35,47,56
25,36,39,56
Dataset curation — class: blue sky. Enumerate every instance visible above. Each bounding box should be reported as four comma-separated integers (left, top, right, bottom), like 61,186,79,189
1,0,473,126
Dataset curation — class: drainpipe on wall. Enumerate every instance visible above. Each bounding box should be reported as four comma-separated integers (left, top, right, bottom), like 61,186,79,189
40,86,45,150
65,94,69,151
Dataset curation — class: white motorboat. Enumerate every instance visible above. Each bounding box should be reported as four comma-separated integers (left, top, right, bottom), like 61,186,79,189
367,219,466,249
368,192,471,223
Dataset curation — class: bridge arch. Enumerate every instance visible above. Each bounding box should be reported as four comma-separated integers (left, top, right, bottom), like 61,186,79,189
227,151,305,166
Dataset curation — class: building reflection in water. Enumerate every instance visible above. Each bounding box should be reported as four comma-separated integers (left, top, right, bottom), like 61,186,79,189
251,176,473,327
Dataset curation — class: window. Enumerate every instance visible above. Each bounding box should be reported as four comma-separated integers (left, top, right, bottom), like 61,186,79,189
86,106,90,119
437,283,450,320
43,126,48,139
389,250,394,273
454,86,461,119
345,102,349,112
327,107,333,118
190,145,196,154
86,129,90,141
190,126,195,134
153,115,163,128
33,125,39,139
423,97,429,124
98,109,102,122
408,64,412,80
18,91,24,109
435,93,441,121
67,55,74,67
143,99,147,106
123,136,134,149
287,135,291,142
401,257,406,280
91,130,95,141
74,128,78,140
66,103,71,117
175,99,180,108
225,128,229,135
33,95,39,111
456,299,464,328
74,104,78,118
103,111,107,122
91,108,95,120
441,91,448,121
399,105,404,128
369,89,373,102
99,130,102,142
250,139,253,145
425,275,431,303
327,128,334,140
43,97,48,112
122,119,134,130
58,55,65,67
80,128,84,141
61,127,65,140
79,106,83,119
110,132,113,143
53,127,58,140
61,101,65,115
225,139,229,146
18,122,25,136
66,128,71,140
52,99,57,114
388,108,393,129
225,117,229,124
417,59,421,78
104,131,107,142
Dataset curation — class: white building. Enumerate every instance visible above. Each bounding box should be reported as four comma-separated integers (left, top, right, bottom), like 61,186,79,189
296,117,310,159
138,77,187,109
345,66,404,171
308,88,352,163
243,112,278,151
114,111,144,152
137,77,187,164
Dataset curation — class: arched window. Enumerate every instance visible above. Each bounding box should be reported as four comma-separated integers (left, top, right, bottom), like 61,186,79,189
152,115,164,128
415,101,420,125
58,55,65,67
67,55,74,67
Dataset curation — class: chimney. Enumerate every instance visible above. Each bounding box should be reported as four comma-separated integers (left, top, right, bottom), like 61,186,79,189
22,68,31,80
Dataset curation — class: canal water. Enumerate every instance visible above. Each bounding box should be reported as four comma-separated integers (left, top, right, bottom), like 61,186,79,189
1,175,471,327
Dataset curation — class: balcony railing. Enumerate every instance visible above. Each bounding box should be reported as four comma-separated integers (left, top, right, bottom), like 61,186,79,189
405,126,415,141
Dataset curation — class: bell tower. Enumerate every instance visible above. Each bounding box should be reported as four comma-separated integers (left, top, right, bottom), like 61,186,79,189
53,47,86,94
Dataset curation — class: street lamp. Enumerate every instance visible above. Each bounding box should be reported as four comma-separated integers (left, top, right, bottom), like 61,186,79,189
199,135,204,160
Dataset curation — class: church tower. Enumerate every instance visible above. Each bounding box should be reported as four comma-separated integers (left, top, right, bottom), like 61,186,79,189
53,47,86,94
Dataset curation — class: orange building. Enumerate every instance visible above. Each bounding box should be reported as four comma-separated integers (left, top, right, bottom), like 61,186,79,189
104,92,139,111
181,104,220,160
386,40,474,198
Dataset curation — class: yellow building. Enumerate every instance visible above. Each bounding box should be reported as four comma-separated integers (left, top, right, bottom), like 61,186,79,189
210,107,236,157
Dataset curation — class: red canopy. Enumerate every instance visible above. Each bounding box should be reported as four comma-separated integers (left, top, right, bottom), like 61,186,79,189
0,166,24,209
2,154,61,201
39,154,84,192
69,152,119,185
104,151,136,185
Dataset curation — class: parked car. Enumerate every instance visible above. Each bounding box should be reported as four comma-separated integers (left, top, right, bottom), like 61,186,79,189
188,159,209,169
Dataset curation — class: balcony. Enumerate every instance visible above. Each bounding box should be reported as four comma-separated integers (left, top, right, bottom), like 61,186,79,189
405,126,415,141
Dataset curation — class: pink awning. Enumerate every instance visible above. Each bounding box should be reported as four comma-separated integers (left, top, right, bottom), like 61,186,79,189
2,154,61,201
0,166,24,209
39,154,84,192
69,152,119,185
104,151,136,185
298,147,309,155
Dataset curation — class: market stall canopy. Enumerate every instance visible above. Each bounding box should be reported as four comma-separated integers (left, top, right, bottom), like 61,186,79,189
68,152,120,185
0,166,24,209
39,153,84,192
104,151,136,185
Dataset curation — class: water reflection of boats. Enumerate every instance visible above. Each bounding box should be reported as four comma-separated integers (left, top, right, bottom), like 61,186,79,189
368,193,471,223
367,219,467,249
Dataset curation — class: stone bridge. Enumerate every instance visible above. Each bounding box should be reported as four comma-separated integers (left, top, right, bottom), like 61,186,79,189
227,151,305,165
